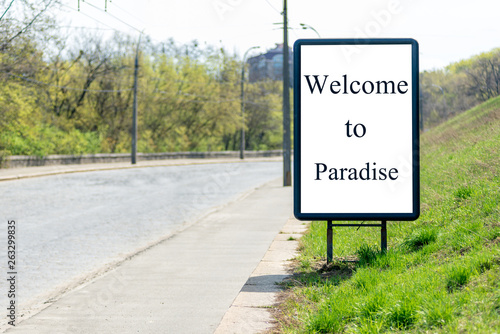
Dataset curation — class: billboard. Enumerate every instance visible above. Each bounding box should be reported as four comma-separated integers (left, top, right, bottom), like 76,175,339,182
293,39,420,221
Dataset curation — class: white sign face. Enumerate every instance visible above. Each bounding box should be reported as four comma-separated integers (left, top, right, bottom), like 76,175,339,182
294,39,419,221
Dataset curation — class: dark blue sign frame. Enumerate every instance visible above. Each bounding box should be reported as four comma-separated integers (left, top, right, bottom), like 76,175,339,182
293,38,420,221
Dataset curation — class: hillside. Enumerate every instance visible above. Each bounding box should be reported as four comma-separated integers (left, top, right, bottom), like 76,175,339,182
274,96,500,333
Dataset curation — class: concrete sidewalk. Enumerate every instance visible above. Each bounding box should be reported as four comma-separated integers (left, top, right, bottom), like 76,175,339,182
214,217,307,333
5,178,299,333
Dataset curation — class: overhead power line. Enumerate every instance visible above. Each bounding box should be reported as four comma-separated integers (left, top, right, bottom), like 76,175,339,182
62,3,120,32
78,0,111,12
58,25,116,31
262,0,281,14
81,0,143,34
109,1,147,26
0,0,15,21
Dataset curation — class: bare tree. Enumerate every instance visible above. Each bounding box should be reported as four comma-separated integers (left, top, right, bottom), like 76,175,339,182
0,0,59,51
464,51,500,101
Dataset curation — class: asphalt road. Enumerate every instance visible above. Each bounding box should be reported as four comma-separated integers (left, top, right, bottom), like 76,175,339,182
0,161,281,318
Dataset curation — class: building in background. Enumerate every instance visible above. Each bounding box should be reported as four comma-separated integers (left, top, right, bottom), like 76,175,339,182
247,44,293,86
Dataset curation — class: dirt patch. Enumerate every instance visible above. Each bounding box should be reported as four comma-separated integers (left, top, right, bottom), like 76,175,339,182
314,259,357,279
266,288,309,333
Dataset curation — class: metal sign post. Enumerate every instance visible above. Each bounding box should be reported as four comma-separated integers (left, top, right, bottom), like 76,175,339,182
293,39,420,263
326,221,388,263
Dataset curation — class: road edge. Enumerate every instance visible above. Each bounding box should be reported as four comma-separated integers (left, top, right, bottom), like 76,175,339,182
214,217,309,334
0,157,282,182
1,177,283,333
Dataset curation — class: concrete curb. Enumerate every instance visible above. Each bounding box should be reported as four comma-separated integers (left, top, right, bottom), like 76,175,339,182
214,217,308,334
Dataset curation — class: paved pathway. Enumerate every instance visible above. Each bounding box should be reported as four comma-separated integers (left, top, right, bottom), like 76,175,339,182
0,160,282,318
214,217,307,333
5,178,294,333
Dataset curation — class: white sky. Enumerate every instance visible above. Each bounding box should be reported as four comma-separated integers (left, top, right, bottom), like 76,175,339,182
58,0,500,70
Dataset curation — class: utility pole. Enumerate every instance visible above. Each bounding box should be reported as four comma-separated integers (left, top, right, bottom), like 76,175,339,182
282,0,291,186
131,34,141,164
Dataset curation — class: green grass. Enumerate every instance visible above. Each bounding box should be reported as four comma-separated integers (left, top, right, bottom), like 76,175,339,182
274,96,500,333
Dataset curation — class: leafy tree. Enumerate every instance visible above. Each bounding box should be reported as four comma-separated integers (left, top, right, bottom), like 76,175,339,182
451,48,500,102
420,48,500,129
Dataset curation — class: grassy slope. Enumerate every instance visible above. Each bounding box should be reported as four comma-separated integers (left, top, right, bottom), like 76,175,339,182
275,96,500,333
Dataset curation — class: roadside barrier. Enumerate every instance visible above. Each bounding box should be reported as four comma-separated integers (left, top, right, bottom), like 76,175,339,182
1,150,283,168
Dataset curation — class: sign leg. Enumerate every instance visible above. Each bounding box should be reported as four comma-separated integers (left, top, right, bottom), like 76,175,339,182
327,220,333,263
381,220,387,253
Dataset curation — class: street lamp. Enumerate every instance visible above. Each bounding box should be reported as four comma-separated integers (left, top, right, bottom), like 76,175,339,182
240,46,260,159
299,23,321,38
